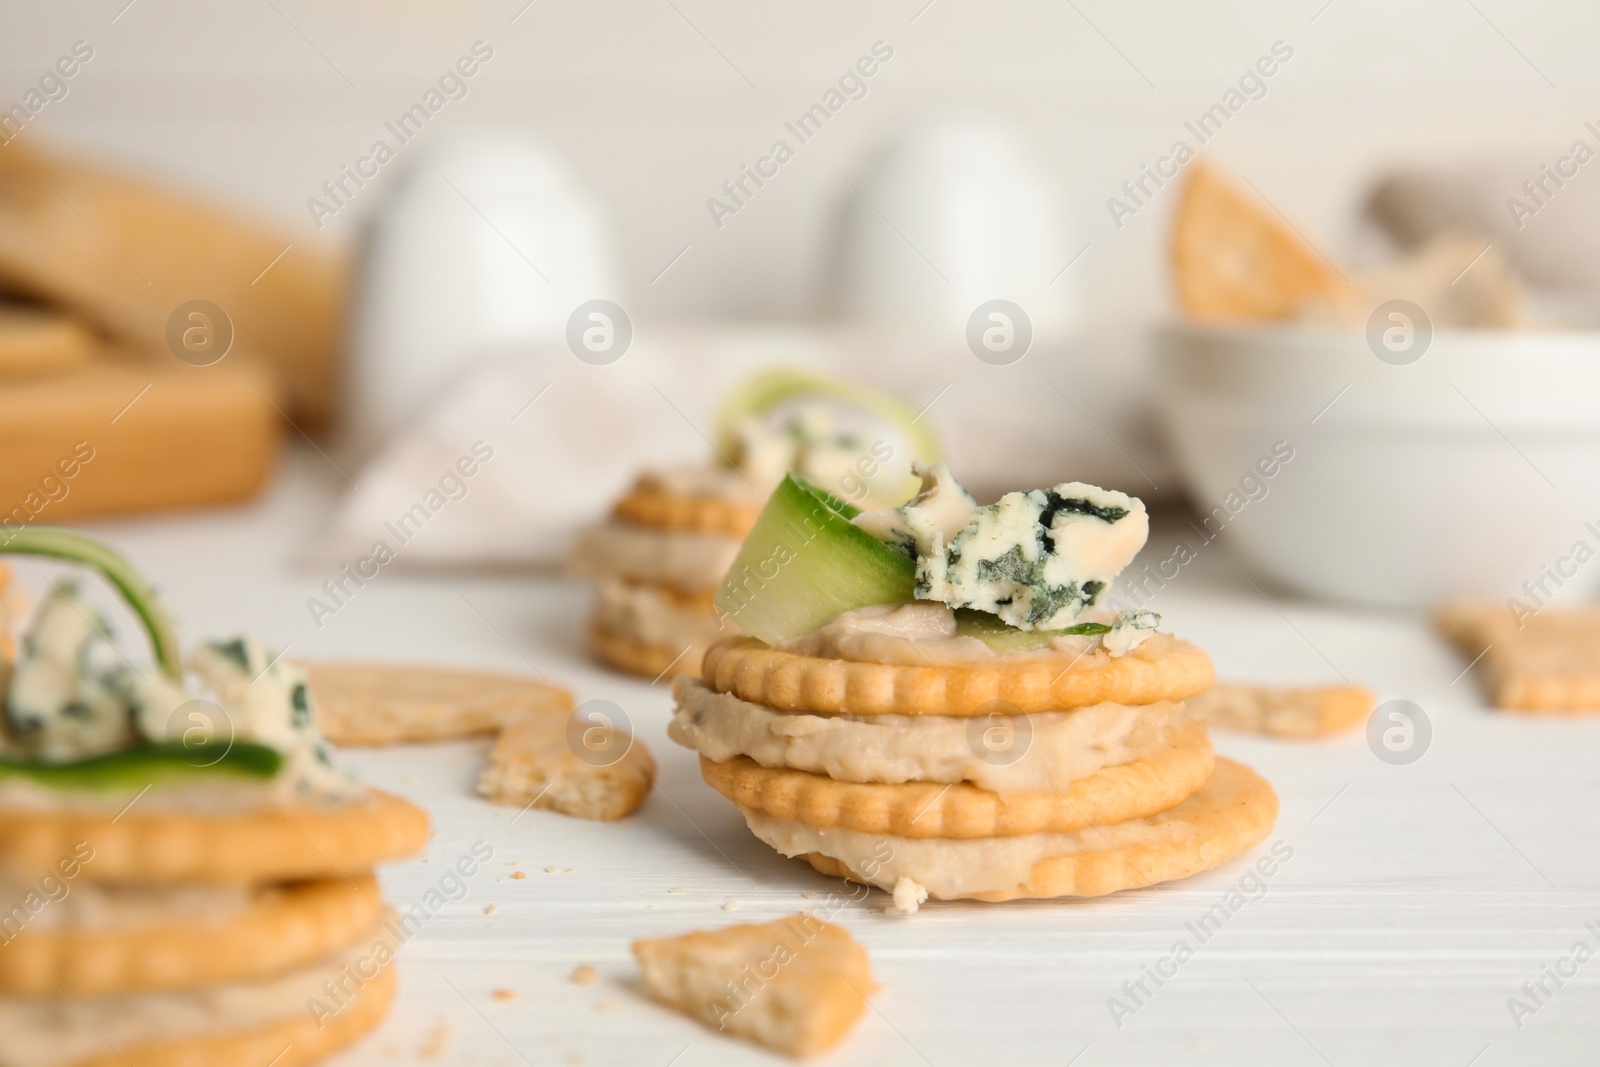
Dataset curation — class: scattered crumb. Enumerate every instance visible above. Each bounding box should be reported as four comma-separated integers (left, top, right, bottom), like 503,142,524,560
419,1020,453,1060
492,988,517,1002
801,891,818,900
885,877,928,916
483,905,496,916
565,867,574,873
646,903,657,910
570,963,599,986
721,899,738,911
545,865,558,873
667,887,685,894
511,871,526,880
596,1000,620,1014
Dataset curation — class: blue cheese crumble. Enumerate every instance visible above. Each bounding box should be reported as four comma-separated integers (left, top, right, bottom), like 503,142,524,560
4,585,355,798
856,473,1150,633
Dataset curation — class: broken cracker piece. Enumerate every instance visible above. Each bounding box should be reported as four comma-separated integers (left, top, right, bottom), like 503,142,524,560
1437,600,1600,712
633,914,874,1058
305,662,573,745
1172,161,1351,322
478,713,655,820
1187,682,1372,739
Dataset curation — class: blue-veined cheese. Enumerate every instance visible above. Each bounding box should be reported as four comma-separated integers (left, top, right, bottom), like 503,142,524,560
5,584,135,761
919,481,1149,630
851,461,977,560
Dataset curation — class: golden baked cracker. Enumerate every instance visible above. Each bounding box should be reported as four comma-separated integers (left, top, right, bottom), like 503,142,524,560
612,483,762,537
478,712,655,821
701,635,1214,716
799,756,1278,902
0,875,380,996
0,303,95,379
589,621,708,681
1172,161,1351,322
304,661,574,746
57,955,395,1067
0,788,429,886
633,913,874,1058
1436,600,1600,712
699,719,1214,839
1187,682,1372,738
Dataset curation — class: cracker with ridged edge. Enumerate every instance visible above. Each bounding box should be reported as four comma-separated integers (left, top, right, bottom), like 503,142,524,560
304,661,574,746
1188,682,1372,738
700,719,1213,839
478,712,656,821
0,788,428,886
612,483,762,537
701,635,1214,716
796,757,1277,901
633,913,874,1058
1436,600,1600,712
0,875,381,996
588,621,707,681
58,955,396,1067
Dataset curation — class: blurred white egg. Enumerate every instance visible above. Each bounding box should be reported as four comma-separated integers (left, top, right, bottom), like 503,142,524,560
835,118,1074,340
343,134,619,463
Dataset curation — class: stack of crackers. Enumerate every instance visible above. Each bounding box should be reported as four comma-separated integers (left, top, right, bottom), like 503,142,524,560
674,631,1278,906
570,471,763,680
0,778,428,1065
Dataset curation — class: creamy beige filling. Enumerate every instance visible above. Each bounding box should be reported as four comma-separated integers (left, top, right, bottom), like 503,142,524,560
636,464,770,504
782,603,1165,667
593,578,734,650
0,775,359,816
0,917,397,1067
671,679,1183,792
568,521,741,592
743,810,1197,899
0,879,253,932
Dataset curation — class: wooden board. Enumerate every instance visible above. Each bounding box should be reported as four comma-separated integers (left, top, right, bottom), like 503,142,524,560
0,142,344,428
0,354,280,526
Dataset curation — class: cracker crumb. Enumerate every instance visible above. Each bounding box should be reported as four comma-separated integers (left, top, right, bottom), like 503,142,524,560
721,899,738,911
420,1020,452,1060
667,886,685,894
886,877,928,916
484,904,496,915
512,871,526,880
565,867,574,872
545,865,558,873
571,963,599,986
596,1000,620,1014
492,988,516,1002
801,891,818,899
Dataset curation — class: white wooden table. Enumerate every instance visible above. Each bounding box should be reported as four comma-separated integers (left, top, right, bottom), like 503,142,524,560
58,450,1600,1067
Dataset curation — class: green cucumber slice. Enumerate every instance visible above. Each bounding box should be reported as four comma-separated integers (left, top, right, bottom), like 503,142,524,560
713,368,943,468
0,740,283,793
715,475,915,645
1,527,180,679
954,609,1110,654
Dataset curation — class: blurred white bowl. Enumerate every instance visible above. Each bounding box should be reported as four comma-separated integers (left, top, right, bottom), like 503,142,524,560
1155,323,1600,608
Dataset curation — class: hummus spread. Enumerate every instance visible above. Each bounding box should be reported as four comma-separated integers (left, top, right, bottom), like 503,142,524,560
743,809,1198,900
781,602,1165,667
0,878,252,932
568,522,741,592
672,678,1184,793
594,578,731,649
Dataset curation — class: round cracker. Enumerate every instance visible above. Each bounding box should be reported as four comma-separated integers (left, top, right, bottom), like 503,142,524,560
0,788,429,886
701,635,1214,716
611,484,761,537
0,875,382,996
588,622,705,681
700,718,1213,838
795,757,1277,901
63,957,395,1067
